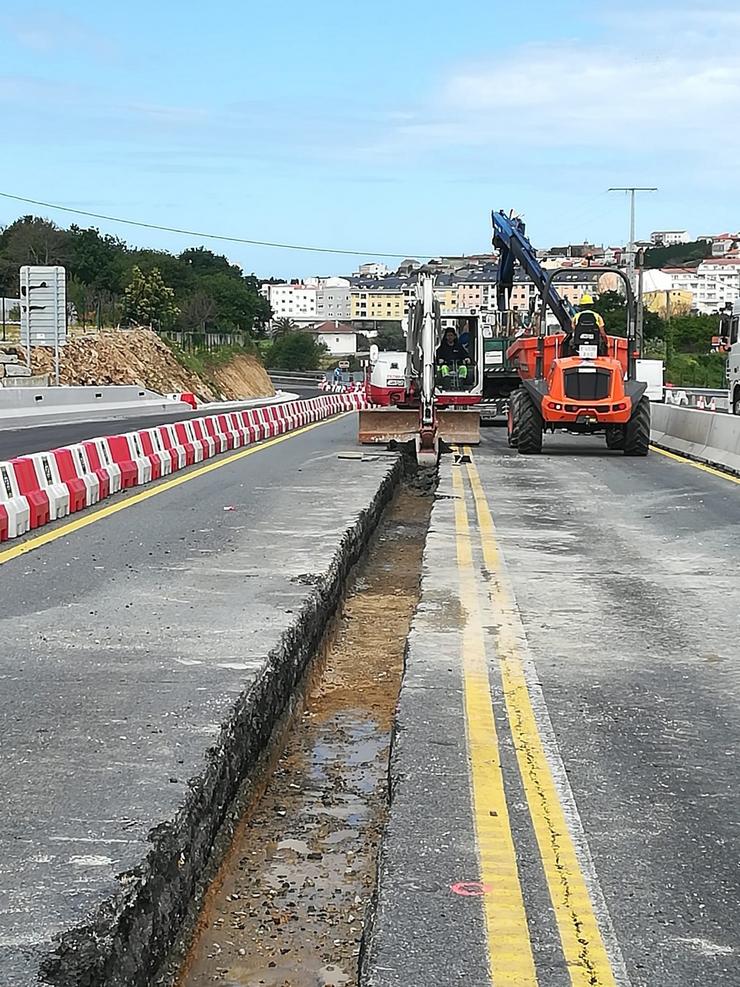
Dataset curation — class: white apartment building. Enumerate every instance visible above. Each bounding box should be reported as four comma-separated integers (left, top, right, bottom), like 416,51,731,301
650,230,689,247
261,282,318,323
662,258,740,313
355,262,390,278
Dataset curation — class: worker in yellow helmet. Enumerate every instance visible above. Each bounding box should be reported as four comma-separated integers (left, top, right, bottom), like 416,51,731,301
563,295,607,356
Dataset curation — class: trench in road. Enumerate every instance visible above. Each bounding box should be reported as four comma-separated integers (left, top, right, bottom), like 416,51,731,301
170,481,433,987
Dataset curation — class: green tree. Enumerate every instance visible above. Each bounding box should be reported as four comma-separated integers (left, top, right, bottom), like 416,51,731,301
0,216,71,295
180,291,218,332
592,291,662,341
195,271,269,332
272,317,299,336
179,246,242,279
68,226,125,294
643,240,711,270
266,332,327,370
665,313,718,354
374,322,406,350
123,265,179,329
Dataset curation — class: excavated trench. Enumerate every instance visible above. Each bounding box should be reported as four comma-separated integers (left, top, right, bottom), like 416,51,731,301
170,482,432,987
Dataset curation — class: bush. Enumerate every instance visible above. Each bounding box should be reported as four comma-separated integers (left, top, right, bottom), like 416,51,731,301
265,332,327,370
665,352,727,388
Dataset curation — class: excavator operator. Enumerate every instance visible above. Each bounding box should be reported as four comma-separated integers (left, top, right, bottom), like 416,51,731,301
436,328,471,385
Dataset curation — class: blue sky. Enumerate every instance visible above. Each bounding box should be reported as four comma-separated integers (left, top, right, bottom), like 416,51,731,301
1,0,739,277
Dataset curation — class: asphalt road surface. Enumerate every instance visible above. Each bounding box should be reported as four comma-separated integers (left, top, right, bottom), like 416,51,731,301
365,426,740,987
0,392,319,461
0,412,394,986
474,429,740,985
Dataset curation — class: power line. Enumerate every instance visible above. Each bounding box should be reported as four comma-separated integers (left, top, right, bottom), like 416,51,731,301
0,191,427,259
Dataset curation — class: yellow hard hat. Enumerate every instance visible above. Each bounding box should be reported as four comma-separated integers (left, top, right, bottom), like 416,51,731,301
579,293,595,306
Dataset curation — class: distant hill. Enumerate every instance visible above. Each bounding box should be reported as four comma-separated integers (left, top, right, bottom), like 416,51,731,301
643,240,712,269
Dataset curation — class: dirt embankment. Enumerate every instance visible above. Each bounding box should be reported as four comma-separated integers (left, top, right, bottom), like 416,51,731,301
22,329,275,402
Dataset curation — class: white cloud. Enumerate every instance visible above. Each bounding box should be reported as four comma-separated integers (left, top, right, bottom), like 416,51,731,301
360,4,740,161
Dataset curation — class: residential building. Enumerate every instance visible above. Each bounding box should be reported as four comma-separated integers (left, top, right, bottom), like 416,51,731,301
306,321,357,356
709,234,740,257
315,277,351,321
396,259,421,276
660,258,740,313
650,230,689,247
545,270,602,307
356,262,390,278
433,277,458,313
350,284,405,323
603,246,626,265
261,282,317,323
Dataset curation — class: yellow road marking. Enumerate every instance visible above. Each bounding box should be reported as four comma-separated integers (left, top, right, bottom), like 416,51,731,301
0,413,352,568
451,466,539,986
650,444,740,485
464,453,618,987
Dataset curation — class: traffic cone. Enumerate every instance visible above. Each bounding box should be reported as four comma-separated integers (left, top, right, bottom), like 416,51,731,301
697,395,705,410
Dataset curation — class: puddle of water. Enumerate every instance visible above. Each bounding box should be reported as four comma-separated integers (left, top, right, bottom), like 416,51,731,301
174,488,432,987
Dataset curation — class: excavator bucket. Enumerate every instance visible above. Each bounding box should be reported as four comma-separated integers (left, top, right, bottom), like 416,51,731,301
437,409,481,446
358,408,420,445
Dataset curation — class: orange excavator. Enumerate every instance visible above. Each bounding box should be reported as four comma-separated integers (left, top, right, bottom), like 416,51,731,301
492,211,651,456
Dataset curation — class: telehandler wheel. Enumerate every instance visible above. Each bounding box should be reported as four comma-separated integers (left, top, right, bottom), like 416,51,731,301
507,390,522,447
605,425,625,450
623,396,651,457
517,391,543,454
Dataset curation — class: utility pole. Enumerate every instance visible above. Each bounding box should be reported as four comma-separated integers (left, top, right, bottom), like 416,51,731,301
608,186,657,290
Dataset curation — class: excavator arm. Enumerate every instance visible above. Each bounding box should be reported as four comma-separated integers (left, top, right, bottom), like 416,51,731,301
491,210,575,331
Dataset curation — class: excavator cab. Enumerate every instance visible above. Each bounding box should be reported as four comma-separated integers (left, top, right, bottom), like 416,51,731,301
435,319,477,392
358,280,481,458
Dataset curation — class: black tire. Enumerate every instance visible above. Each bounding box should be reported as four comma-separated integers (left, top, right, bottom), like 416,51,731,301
507,390,522,447
605,425,625,450
623,396,651,457
517,391,543,454
733,389,740,416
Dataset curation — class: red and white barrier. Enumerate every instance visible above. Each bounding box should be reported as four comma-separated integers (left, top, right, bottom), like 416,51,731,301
0,394,360,545
0,462,32,536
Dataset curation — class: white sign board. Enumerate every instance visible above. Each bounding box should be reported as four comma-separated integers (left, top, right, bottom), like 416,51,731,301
20,266,67,348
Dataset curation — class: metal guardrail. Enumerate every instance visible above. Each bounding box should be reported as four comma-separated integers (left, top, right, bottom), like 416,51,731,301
665,386,728,412
269,369,325,381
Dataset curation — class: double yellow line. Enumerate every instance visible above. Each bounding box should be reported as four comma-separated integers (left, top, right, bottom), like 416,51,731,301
453,451,620,986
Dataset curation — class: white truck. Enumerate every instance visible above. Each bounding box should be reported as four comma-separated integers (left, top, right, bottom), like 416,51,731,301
724,300,740,415
635,359,665,402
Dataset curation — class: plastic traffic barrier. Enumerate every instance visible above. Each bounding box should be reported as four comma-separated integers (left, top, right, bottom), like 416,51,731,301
50,447,97,509
86,439,123,494
28,451,71,519
0,395,359,542
9,458,51,528
138,429,173,478
203,416,229,454
69,444,111,501
0,461,32,536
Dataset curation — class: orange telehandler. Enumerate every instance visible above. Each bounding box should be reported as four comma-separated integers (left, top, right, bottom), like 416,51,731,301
492,211,651,456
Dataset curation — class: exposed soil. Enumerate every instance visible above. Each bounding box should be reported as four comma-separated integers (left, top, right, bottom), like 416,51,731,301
174,487,431,987
7,328,274,401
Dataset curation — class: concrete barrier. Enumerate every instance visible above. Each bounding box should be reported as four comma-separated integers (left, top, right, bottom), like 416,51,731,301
651,403,740,474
